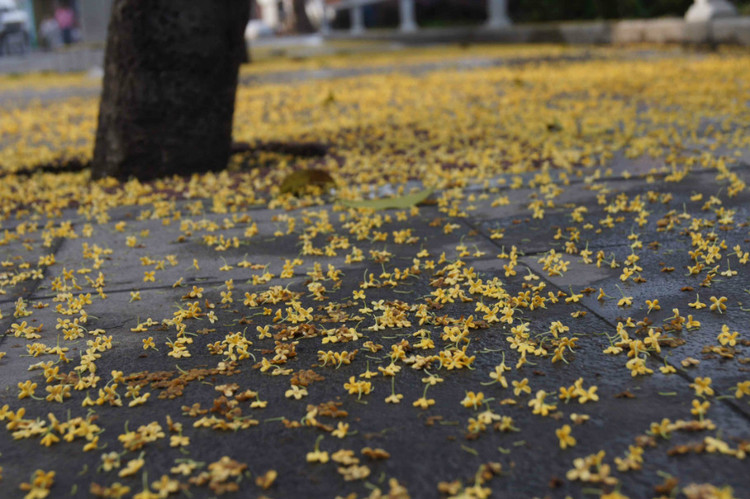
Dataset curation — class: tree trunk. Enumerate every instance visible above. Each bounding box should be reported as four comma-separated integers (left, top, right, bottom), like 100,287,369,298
293,0,315,33
91,0,250,181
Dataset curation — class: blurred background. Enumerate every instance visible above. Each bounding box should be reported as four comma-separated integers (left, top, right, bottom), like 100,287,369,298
2,0,750,54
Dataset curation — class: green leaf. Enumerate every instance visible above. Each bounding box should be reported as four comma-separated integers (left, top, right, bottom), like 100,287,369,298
339,187,435,211
279,169,334,195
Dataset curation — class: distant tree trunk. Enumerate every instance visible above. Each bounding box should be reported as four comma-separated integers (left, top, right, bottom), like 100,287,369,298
91,0,250,181
293,0,315,33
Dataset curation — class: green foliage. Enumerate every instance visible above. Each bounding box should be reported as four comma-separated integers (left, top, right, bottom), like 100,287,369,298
339,187,435,210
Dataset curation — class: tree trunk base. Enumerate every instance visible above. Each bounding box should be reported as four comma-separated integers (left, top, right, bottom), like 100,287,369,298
92,0,250,181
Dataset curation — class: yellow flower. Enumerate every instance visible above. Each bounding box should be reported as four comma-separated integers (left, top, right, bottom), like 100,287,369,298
549,320,569,338
19,470,55,498
18,380,37,399
690,399,710,418
644,329,661,353
690,377,714,397
306,449,329,463
332,422,349,438
645,299,661,313
685,315,701,329
570,413,589,424
529,390,557,416
461,391,485,409
151,475,180,497
555,424,576,449
255,470,278,490
617,296,633,308
717,325,739,346
512,378,531,396
169,435,189,447
659,364,676,374
40,431,60,447
256,325,272,339
100,452,121,471
488,364,509,387
385,393,403,404
343,377,372,398
688,295,706,309
735,381,750,399
285,385,308,400
413,397,435,409
626,357,653,377
709,296,727,313
559,385,577,403
118,458,145,478
601,492,630,499
422,374,443,386
578,385,599,404
306,437,329,463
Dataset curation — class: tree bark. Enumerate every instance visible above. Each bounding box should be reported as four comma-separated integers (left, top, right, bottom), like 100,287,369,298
293,0,315,33
91,0,250,181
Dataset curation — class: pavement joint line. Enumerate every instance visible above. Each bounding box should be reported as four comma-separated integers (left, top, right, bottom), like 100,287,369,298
0,277,247,305
486,239,662,259
0,266,333,305
0,236,66,350
518,258,750,425
1,199,273,231
0,159,733,307
464,214,750,424
237,52,609,87
461,215,658,259
533,163,749,193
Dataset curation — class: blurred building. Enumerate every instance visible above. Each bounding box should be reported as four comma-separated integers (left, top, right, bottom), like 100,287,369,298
22,0,112,44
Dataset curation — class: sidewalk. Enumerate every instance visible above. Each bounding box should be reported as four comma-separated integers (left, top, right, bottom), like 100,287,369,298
0,47,749,498
0,46,104,75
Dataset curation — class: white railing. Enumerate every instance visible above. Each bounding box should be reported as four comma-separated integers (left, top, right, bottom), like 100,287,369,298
685,0,737,22
321,0,738,35
322,0,510,34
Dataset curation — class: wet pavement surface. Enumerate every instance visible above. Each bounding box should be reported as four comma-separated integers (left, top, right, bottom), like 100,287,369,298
1,48,750,499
